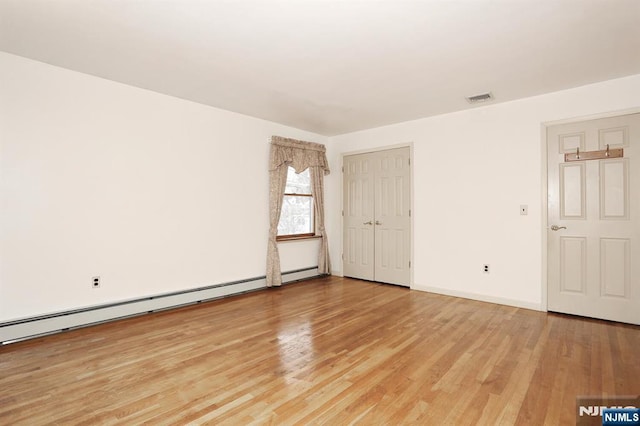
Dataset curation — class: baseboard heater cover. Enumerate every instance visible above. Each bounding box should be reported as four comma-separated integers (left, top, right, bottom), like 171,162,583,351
0,267,320,344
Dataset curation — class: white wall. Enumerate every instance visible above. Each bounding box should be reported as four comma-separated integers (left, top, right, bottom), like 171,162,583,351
0,52,326,321
3,51,639,321
326,74,640,310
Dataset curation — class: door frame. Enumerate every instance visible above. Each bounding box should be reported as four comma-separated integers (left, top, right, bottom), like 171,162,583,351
540,107,640,312
340,142,414,288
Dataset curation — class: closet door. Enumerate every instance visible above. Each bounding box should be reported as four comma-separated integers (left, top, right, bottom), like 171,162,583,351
343,153,375,280
343,147,411,286
374,148,411,286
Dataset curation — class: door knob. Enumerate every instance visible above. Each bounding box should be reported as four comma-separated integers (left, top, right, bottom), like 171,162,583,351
363,221,372,225
375,220,382,225
550,225,567,231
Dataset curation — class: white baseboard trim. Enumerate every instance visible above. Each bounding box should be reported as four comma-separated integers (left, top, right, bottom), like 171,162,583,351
0,267,320,344
414,285,543,312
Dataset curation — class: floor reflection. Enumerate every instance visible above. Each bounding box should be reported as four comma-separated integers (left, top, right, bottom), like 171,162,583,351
276,319,314,382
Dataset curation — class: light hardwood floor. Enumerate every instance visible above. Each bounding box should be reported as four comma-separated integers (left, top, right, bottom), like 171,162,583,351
1,276,638,425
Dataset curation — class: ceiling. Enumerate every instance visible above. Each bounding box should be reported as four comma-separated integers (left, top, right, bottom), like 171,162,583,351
1,0,639,136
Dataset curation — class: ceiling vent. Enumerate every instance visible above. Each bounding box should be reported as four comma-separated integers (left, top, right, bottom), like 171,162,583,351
466,92,493,104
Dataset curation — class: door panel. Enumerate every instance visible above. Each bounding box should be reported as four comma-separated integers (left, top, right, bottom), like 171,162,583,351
599,159,628,219
343,147,411,286
548,113,639,325
559,237,586,294
559,163,585,219
600,238,630,298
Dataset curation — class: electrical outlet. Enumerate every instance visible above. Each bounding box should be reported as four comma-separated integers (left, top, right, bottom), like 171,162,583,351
483,264,490,274
92,276,100,288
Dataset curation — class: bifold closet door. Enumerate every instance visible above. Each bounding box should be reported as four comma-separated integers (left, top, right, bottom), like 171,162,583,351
343,147,411,286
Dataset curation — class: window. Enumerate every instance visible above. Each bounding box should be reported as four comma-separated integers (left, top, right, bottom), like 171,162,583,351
277,166,315,239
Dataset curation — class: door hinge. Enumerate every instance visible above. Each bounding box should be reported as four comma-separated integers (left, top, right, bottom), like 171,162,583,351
342,253,344,260
342,166,344,173
342,210,344,217
408,158,411,166
409,209,411,217
409,260,411,268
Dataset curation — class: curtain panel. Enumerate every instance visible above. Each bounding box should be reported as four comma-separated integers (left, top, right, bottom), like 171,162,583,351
266,136,331,287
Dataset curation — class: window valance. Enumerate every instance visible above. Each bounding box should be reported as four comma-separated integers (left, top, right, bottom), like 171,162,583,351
269,136,330,175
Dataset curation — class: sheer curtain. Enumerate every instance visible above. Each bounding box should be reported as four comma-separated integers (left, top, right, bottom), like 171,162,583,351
266,136,331,287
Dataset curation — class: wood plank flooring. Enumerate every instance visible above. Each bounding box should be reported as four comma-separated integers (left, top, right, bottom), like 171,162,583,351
1,276,638,425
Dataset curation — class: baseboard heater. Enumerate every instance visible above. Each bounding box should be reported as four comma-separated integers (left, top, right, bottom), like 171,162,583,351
0,266,320,344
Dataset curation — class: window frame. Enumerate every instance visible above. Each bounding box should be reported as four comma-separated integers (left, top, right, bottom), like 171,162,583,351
276,168,316,241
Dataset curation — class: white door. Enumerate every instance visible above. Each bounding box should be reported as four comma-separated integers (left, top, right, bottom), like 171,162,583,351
343,147,411,286
343,152,375,281
547,113,639,325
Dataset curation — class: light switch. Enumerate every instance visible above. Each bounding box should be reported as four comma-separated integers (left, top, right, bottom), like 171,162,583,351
520,205,528,215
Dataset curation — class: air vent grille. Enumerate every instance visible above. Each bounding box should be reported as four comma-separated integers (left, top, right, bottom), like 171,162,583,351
466,92,493,104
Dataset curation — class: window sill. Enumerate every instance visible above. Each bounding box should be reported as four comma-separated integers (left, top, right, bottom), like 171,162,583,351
276,235,321,242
